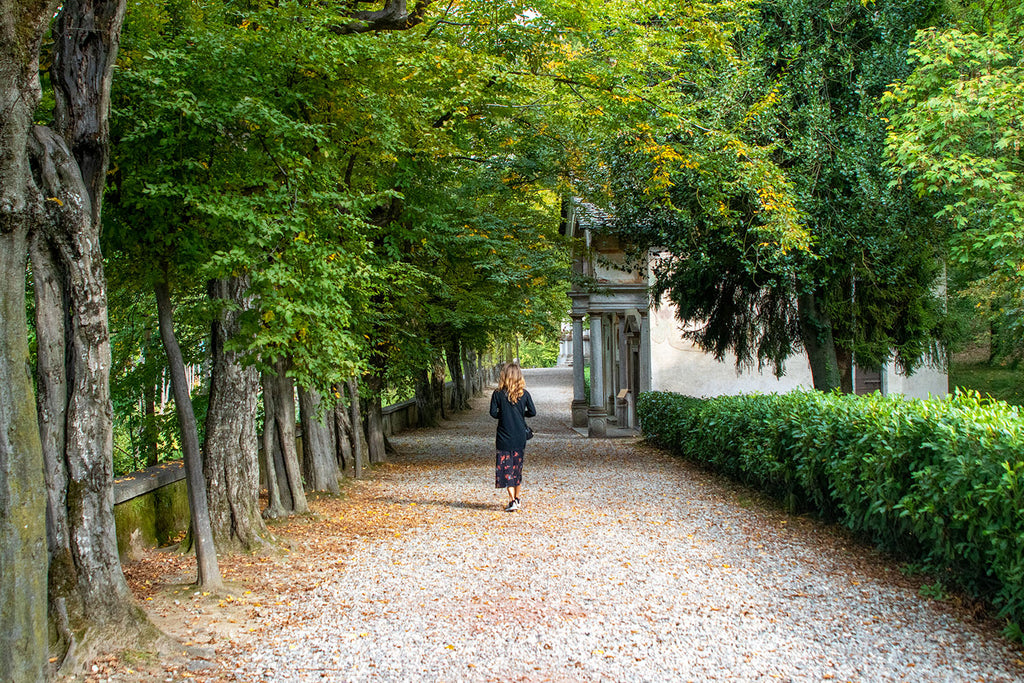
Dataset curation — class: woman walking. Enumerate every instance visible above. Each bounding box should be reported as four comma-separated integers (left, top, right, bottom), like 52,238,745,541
490,362,536,512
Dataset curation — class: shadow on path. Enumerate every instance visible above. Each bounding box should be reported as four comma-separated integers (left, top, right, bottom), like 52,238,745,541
231,367,1023,683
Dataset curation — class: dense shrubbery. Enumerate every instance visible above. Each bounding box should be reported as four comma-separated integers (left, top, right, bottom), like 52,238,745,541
637,390,1024,640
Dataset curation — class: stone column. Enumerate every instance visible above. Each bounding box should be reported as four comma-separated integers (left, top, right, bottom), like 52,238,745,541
639,310,652,394
604,314,616,418
587,312,607,437
571,314,588,427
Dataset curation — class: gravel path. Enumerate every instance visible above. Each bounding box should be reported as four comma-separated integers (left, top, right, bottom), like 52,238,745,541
230,367,1023,682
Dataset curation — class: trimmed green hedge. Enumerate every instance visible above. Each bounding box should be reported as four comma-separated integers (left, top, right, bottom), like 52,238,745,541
637,389,1024,640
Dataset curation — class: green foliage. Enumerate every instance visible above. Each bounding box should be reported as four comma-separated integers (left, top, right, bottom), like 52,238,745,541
638,389,1024,639
884,5,1024,366
884,16,1024,273
950,360,1024,406
518,333,560,369
608,0,950,382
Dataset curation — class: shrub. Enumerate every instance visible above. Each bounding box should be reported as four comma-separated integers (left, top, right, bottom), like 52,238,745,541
637,389,1024,640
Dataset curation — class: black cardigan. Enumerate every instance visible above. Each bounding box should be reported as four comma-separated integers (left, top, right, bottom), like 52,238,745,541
489,389,536,452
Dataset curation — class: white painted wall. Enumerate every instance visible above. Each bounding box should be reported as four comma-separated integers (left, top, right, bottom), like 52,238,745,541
649,300,949,398
884,363,949,399
650,303,813,396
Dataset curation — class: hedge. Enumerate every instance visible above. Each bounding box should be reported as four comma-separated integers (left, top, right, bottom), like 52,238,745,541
637,389,1024,640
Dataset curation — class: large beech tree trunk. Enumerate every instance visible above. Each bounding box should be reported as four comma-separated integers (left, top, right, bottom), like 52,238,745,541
203,276,266,551
20,0,159,670
263,359,309,514
29,234,77,667
798,289,842,393
364,372,388,465
260,371,286,520
298,386,341,494
462,345,477,398
415,367,442,428
432,356,448,421
331,384,355,478
446,339,468,412
347,377,366,479
0,3,51,669
154,279,223,591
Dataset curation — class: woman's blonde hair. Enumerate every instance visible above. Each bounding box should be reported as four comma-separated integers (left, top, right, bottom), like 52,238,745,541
498,362,526,404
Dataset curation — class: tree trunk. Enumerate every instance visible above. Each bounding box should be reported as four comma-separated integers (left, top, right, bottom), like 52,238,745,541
298,386,341,494
29,234,78,666
798,290,842,393
331,384,355,478
260,372,286,520
18,0,164,671
30,120,150,666
364,372,387,465
0,237,49,683
0,9,51,666
836,345,854,395
347,377,366,479
265,358,309,514
154,279,223,591
432,356,448,420
462,345,476,398
446,339,468,411
414,366,440,428
203,276,266,551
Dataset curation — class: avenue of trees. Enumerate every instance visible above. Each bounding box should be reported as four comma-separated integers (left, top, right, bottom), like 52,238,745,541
1,0,1019,679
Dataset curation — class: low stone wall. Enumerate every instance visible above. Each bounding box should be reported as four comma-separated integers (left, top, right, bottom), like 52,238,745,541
112,462,189,560
113,366,500,560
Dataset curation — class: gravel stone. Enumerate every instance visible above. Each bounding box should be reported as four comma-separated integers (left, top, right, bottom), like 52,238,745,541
229,367,1024,682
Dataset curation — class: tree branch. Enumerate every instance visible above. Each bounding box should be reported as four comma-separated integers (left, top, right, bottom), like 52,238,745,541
330,0,436,35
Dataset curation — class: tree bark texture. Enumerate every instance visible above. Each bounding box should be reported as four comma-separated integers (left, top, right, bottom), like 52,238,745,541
29,234,77,662
264,359,309,514
51,0,124,227
0,3,52,665
298,386,340,494
331,0,436,34
462,346,475,398
347,377,366,479
259,372,286,520
414,367,441,428
0,230,48,682
446,340,468,412
154,279,223,591
331,384,355,478
836,346,854,395
20,0,161,670
30,122,147,649
432,356,448,421
203,277,266,551
798,290,842,393
364,373,388,465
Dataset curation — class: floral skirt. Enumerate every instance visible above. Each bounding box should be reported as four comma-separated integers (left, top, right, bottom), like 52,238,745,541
495,449,524,489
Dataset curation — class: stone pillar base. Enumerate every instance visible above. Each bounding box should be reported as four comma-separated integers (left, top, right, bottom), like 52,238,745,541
615,397,629,428
587,408,608,438
572,400,589,428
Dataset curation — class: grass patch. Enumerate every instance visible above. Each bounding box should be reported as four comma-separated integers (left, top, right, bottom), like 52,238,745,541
949,360,1024,406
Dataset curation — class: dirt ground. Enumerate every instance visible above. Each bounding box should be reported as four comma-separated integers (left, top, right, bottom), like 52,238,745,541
67,479,425,682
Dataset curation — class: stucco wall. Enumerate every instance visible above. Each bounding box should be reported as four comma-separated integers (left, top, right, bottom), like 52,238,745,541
650,302,948,398
885,363,949,399
650,304,813,396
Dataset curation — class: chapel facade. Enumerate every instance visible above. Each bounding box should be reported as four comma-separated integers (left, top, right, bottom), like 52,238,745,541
561,200,949,437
